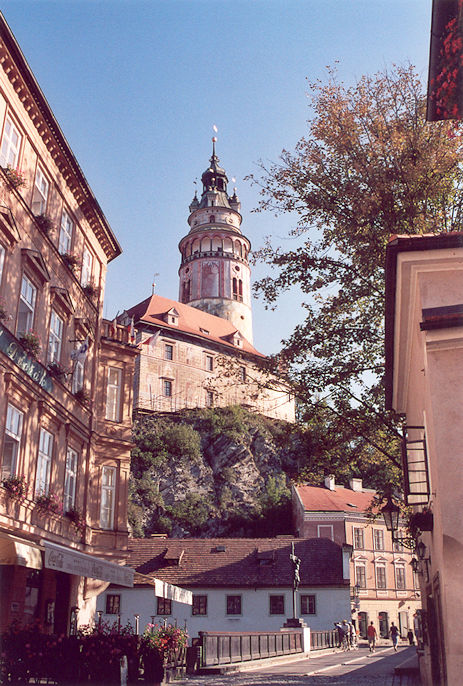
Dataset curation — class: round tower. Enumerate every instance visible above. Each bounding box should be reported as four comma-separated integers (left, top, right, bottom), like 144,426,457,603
178,139,253,343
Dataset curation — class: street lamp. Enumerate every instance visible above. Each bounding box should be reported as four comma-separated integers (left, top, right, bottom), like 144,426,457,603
381,496,416,549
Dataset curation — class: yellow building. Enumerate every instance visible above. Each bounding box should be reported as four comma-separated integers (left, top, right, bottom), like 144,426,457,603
0,13,138,633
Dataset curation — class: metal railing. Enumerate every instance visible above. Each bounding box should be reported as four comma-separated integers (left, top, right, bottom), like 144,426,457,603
198,630,303,667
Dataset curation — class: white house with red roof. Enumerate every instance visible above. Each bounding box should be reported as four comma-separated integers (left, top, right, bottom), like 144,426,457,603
293,477,421,641
95,536,351,637
120,143,295,422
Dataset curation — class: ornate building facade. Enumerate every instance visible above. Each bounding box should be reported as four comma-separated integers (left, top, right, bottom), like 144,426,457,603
0,13,138,633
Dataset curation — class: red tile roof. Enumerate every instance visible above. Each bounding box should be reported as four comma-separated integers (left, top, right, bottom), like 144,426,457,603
294,484,375,514
127,537,347,588
126,294,264,357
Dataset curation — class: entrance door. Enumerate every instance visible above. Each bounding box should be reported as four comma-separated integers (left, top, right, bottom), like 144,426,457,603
54,572,70,635
358,612,367,638
379,611,389,638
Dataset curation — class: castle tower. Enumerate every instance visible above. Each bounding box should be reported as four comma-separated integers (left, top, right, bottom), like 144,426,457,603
178,139,253,343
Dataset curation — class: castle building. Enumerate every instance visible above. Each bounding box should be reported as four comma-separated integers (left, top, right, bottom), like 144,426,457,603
0,13,138,633
125,142,295,423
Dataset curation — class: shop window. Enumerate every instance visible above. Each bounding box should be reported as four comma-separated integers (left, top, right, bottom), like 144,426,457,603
157,597,172,615
226,595,241,615
0,115,22,168
105,594,121,615
300,594,316,615
64,447,78,512
32,165,49,215
100,465,116,530
1,404,24,479
373,529,384,550
353,528,364,549
48,309,64,364
35,428,53,496
81,246,93,287
17,273,37,336
269,595,285,615
59,208,73,254
192,595,207,615
106,367,122,421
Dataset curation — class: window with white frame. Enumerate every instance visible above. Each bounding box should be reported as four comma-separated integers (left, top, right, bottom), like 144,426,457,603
64,447,78,512
105,367,122,421
353,528,364,549
17,274,37,336
355,562,367,588
0,116,22,168
48,310,64,364
1,404,24,479
317,525,333,540
375,562,387,589
395,564,406,590
0,242,5,285
81,246,93,287
100,465,116,529
32,166,49,215
35,428,53,496
373,529,385,551
59,208,73,254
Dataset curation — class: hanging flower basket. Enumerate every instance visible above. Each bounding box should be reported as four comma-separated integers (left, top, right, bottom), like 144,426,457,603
35,214,54,235
47,362,67,380
409,509,434,534
19,330,41,359
82,283,99,300
3,165,27,189
61,252,79,272
65,506,86,534
1,474,28,502
35,492,63,515
74,387,90,405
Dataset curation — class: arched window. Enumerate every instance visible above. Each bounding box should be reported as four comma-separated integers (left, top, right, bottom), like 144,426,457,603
192,239,200,253
232,278,238,300
201,237,211,252
223,237,233,253
209,214,215,223
212,236,222,252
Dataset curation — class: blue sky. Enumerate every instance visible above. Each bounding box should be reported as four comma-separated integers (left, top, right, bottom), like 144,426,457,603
2,0,432,354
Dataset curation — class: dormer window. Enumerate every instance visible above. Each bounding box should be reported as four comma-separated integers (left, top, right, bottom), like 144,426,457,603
164,307,179,326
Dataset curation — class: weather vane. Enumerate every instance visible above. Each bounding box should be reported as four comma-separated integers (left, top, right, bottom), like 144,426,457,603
152,273,159,295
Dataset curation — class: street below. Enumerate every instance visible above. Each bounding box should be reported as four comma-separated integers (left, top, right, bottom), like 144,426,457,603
183,645,415,685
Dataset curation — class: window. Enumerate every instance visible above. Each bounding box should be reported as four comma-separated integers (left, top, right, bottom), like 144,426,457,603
0,116,22,168
353,528,364,549
64,447,78,512
163,379,172,397
157,597,172,615
300,594,316,615
355,563,367,589
0,243,5,285
269,595,285,615
59,208,73,254
106,367,122,421
48,310,64,364
226,595,241,615
395,565,406,590
81,246,93,287
105,594,120,615
2,404,23,479
240,366,246,382
206,355,213,371
375,563,387,589
393,538,404,553
32,166,49,215
17,274,37,336
164,343,174,361
35,428,53,496
373,529,385,551
192,595,207,616
317,525,333,540
100,465,116,529
206,391,214,407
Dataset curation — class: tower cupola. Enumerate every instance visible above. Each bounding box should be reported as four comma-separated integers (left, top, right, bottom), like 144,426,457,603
178,139,253,343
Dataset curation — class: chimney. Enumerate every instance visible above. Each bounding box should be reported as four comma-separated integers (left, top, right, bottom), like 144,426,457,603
349,478,363,492
324,475,336,491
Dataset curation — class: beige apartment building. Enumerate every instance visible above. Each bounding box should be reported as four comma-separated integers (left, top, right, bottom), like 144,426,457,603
293,478,421,639
385,232,463,686
0,14,138,633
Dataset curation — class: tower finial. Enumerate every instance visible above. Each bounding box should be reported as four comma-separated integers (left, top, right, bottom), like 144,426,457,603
212,124,218,158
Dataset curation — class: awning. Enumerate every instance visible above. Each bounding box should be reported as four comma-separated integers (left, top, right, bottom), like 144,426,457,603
43,541,134,587
153,578,192,605
0,533,43,569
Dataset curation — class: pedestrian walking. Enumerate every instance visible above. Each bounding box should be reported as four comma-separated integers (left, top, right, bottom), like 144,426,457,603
390,622,399,651
367,621,377,652
407,629,414,645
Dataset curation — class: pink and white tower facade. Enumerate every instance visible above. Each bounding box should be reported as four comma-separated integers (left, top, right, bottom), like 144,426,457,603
178,139,253,343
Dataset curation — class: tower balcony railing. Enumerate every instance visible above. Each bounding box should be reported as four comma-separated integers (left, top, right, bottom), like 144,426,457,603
182,250,248,265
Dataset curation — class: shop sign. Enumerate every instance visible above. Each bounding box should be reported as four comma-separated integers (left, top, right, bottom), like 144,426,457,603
44,542,133,587
0,324,53,392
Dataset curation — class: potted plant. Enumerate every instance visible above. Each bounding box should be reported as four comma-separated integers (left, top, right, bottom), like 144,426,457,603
19,330,41,359
35,492,63,515
34,214,54,235
409,508,434,534
3,165,27,189
141,623,188,684
82,283,99,300
47,361,67,381
64,506,86,534
73,387,90,405
1,474,28,502
61,252,79,272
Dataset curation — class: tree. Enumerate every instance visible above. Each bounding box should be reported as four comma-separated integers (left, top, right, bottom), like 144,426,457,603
247,64,463,473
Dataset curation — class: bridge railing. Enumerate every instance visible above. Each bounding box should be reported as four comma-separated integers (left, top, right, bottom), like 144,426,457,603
198,629,303,667
310,629,338,651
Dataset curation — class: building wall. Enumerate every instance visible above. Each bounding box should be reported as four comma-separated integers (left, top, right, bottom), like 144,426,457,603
96,584,350,638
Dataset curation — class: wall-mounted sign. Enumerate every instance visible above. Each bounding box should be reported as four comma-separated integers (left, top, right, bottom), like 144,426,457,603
0,323,53,393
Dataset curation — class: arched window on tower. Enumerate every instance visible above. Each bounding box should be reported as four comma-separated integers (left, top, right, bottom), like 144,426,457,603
212,236,222,252
182,280,191,303
209,215,215,223
232,277,238,300
238,279,243,302
223,237,233,253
